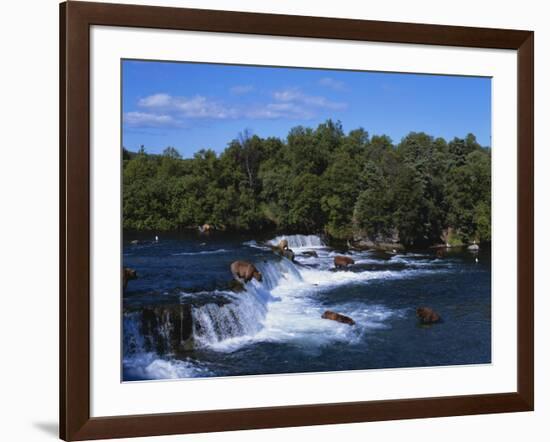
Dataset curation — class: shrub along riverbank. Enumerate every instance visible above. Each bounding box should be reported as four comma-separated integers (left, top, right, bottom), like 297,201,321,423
123,120,491,247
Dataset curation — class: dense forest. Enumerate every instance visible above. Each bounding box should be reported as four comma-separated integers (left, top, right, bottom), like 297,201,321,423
123,120,491,247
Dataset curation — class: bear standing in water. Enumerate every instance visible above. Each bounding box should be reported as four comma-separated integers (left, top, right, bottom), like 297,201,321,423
334,255,354,268
416,307,441,324
277,239,289,251
322,310,355,326
231,261,263,283
123,267,137,291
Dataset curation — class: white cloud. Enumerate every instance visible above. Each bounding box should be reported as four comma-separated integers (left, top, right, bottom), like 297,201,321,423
243,107,284,119
230,85,255,95
318,77,346,91
125,88,347,128
137,93,172,108
243,102,315,120
124,111,179,128
272,88,302,102
267,102,315,119
272,87,347,111
245,87,347,120
138,94,237,119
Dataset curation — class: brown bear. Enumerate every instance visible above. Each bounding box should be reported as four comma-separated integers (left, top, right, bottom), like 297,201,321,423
321,310,355,326
230,261,263,283
416,307,441,324
123,267,137,291
334,255,355,268
277,239,289,252
270,239,295,261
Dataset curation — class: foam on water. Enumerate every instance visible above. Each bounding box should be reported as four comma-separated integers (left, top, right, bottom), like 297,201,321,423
123,352,212,380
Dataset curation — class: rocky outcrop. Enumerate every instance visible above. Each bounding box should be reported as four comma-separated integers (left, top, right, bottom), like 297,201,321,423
125,304,195,355
350,229,404,252
321,310,355,326
227,279,246,293
301,250,318,258
280,248,295,262
439,227,465,248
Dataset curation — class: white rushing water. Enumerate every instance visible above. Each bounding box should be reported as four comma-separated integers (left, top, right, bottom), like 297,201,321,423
267,234,326,249
186,243,429,352
123,352,213,379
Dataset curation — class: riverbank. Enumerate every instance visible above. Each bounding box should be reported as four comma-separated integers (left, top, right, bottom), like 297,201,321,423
124,228,489,254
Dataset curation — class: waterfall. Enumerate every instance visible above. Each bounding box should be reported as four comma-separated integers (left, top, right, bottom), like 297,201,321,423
192,292,267,348
124,258,306,354
255,258,303,290
268,234,326,249
192,259,303,349
123,311,146,356
123,304,195,357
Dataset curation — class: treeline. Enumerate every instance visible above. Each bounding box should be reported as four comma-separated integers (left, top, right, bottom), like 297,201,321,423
123,120,491,246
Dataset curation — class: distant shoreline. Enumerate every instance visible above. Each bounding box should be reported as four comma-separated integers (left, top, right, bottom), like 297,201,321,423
122,228,490,252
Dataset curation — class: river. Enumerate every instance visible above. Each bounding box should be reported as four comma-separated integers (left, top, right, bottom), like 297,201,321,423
122,232,491,381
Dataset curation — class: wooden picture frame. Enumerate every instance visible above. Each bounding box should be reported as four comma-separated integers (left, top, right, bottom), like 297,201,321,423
60,1,534,440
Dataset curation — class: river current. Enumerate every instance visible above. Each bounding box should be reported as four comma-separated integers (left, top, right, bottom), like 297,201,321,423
122,232,491,381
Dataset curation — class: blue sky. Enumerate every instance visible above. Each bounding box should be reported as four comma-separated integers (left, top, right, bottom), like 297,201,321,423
122,60,491,157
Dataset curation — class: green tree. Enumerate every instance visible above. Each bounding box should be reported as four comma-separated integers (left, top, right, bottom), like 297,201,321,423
321,149,361,238
121,126,491,246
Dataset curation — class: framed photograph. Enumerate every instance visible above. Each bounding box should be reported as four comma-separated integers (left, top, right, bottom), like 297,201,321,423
60,1,534,440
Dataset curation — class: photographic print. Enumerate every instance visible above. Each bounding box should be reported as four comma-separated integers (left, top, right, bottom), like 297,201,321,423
121,60,491,381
